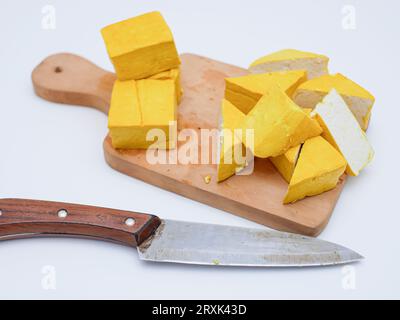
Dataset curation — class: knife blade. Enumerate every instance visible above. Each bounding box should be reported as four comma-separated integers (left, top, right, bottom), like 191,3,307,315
0,199,363,267
138,220,363,267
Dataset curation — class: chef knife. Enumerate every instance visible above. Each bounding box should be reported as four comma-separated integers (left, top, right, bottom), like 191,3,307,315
0,199,363,267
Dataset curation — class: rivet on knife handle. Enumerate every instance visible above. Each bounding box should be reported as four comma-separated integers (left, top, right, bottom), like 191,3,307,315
0,198,161,247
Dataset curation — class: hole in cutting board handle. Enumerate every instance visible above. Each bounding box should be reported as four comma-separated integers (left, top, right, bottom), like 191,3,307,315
54,66,63,73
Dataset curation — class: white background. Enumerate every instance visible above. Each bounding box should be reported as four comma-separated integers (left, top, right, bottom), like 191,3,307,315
0,0,399,299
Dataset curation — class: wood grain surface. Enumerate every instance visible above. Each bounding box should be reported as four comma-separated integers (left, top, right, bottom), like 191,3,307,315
0,198,161,246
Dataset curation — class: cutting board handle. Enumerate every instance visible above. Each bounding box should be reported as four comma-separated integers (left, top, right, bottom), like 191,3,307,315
0,199,161,247
32,53,116,114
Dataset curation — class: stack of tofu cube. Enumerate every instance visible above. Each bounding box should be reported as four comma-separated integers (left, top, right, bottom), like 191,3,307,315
101,11,181,149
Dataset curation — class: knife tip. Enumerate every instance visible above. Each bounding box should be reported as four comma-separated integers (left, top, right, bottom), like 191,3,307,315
349,251,365,263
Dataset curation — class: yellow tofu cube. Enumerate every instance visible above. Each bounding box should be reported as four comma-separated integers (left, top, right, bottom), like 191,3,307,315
101,11,181,80
240,86,322,158
283,136,347,204
217,100,247,182
293,73,375,130
249,49,329,79
108,79,177,149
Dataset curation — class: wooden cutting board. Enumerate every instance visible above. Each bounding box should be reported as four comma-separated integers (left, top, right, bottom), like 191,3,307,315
32,53,346,237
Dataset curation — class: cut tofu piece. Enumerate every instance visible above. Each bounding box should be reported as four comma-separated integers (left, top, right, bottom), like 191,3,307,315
240,85,322,158
148,68,182,104
270,144,302,183
217,100,247,182
101,11,180,80
249,49,329,79
108,79,177,149
292,73,375,130
312,89,374,176
225,70,307,114
284,136,346,204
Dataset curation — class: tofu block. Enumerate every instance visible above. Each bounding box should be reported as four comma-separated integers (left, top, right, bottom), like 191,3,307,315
225,70,307,114
249,49,329,79
101,11,180,80
149,68,182,104
108,79,177,149
217,100,247,182
240,86,322,158
284,136,347,204
292,73,375,130
312,89,374,176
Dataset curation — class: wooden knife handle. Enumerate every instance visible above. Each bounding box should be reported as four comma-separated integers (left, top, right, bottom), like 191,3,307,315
0,199,161,247
32,53,117,114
